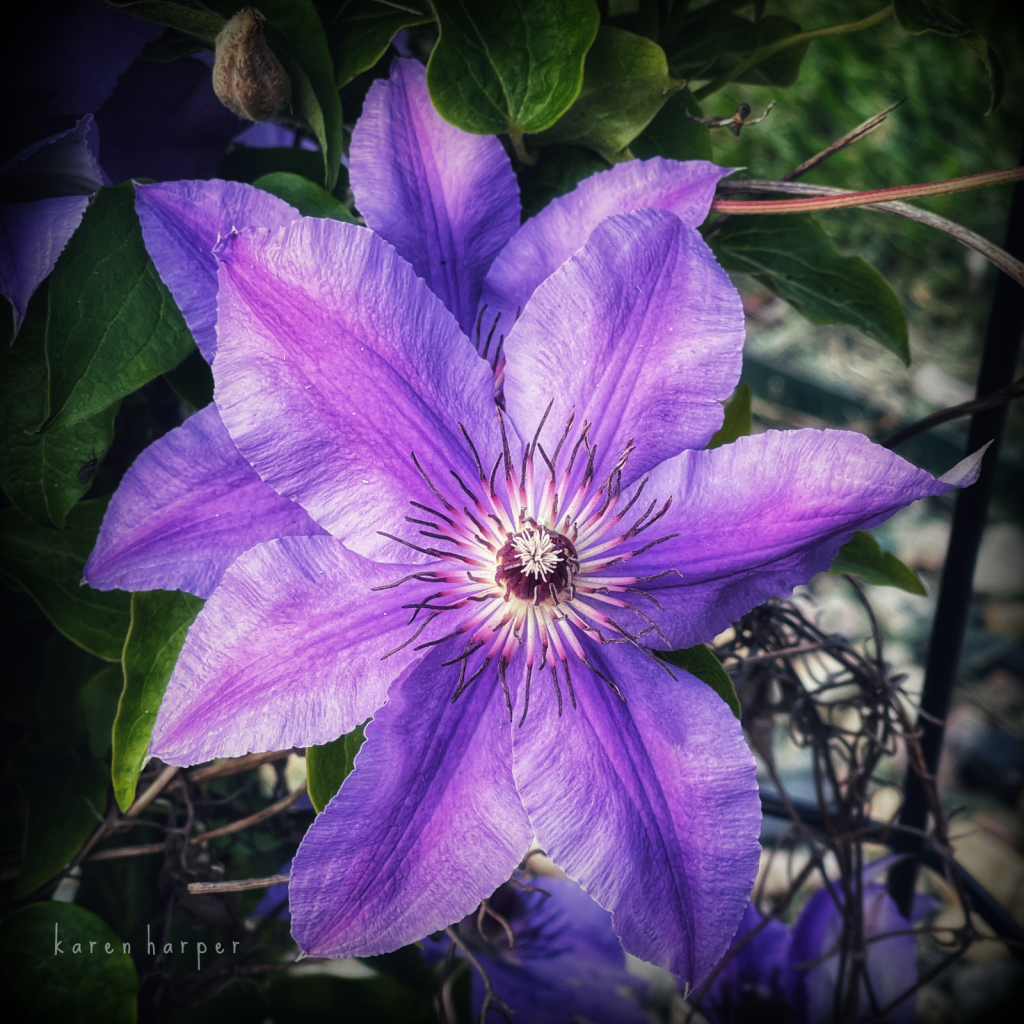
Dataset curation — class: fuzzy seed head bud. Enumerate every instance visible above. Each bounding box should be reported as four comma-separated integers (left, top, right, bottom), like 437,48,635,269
212,8,291,122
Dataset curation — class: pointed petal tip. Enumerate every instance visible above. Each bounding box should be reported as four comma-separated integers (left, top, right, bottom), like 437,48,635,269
939,440,993,487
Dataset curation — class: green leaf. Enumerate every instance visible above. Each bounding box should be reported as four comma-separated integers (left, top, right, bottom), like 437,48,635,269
630,87,712,161
103,1,225,41
307,723,366,813
0,282,118,529
327,0,433,88
829,530,927,596
710,215,909,365
42,184,195,433
427,0,600,140
113,590,204,812
0,500,131,661
0,902,138,1024
531,26,676,162
664,9,756,79
163,347,214,410
219,145,351,199
516,145,609,221
707,383,751,449
253,172,358,222
11,745,108,895
40,635,107,749
659,644,740,718
893,0,1003,113
80,665,124,760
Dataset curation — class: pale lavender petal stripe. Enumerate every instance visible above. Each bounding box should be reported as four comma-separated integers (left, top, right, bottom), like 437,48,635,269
481,157,732,331
135,180,299,360
85,403,326,599
214,218,502,561
290,645,533,958
511,641,760,984
504,208,743,485
625,430,987,650
150,537,432,765
0,196,88,339
350,58,520,336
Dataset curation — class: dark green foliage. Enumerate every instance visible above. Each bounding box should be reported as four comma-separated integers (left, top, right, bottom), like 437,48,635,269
830,530,928,594
307,723,366,812
0,902,138,1023
253,171,358,222
326,0,433,87
659,644,741,718
707,384,753,449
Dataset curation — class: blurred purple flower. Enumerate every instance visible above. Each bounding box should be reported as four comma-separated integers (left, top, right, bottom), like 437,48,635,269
84,58,983,983
702,861,936,1024
424,872,648,1024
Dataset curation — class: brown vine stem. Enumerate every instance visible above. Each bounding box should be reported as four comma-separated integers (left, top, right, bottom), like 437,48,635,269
187,748,291,783
126,764,179,818
187,872,290,895
189,782,307,844
715,178,1024,286
711,166,1024,215
89,842,167,862
883,377,1024,448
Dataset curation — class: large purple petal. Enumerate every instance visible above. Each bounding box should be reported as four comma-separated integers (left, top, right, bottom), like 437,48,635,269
625,430,987,650
135,180,299,360
503,207,743,484
85,403,326,599
0,196,88,339
481,157,732,331
511,640,761,984
94,55,246,184
214,218,502,559
349,58,520,335
150,536,434,764
289,646,533,958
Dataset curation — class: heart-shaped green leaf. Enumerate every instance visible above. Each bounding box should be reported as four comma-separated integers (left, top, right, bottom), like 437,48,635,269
427,0,600,145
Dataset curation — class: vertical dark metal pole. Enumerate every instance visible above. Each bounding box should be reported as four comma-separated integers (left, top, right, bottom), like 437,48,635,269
888,154,1024,915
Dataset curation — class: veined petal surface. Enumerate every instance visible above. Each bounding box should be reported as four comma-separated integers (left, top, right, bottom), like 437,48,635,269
85,403,326,599
504,208,743,485
350,58,520,335
481,157,731,331
511,641,760,984
135,180,299,360
213,218,503,560
290,646,532,958
625,430,985,649
150,537,432,764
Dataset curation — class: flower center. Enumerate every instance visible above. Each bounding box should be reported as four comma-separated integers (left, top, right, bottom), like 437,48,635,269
495,523,579,605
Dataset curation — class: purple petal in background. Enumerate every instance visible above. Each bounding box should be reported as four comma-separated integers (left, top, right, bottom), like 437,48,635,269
350,58,520,335
627,430,986,650
150,537,431,765
214,218,501,559
234,122,319,151
289,645,533,958
503,207,743,485
511,640,760,984
0,116,106,200
0,195,88,339
136,180,299,360
481,157,732,330
85,403,326,599
95,55,246,184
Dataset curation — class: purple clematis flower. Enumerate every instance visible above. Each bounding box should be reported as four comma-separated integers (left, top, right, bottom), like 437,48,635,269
702,860,935,1024
83,58,984,983
423,871,648,1024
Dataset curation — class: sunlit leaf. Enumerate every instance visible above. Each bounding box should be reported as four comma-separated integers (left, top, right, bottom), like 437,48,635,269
710,214,910,364
829,530,927,595
307,723,366,813
112,590,204,811
660,644,740,718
